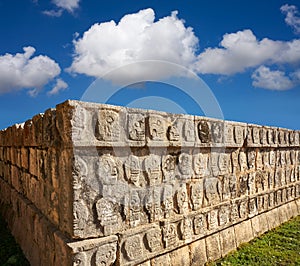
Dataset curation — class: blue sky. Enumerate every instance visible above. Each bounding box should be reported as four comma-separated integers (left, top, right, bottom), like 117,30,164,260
0,0,300,129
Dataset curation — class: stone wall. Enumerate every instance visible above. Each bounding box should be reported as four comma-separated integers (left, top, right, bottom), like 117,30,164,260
0,100,300,266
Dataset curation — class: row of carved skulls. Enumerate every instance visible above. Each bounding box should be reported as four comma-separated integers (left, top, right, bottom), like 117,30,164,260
70,107,299,147
93,149,300,187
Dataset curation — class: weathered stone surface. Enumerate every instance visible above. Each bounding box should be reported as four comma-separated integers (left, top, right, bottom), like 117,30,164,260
219,227,237,257
234,220,254,247
1,100,300,266
190,238,207,266
205,233,221,262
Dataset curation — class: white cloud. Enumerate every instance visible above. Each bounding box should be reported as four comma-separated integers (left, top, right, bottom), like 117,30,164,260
281,4,300,34
43,0,80,17
43,9,63,17
48,78,68,95
195,29,300,75
52,0,79,13
0,47,61,96
252,66,294,90
68,8,199,83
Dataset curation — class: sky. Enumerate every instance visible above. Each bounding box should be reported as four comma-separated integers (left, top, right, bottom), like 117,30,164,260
0,0,300,129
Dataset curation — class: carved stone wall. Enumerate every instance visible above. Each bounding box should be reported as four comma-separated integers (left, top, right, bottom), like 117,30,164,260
0,100,300,266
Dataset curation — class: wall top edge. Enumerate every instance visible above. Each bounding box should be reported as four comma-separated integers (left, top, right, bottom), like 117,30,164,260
0,99,299,133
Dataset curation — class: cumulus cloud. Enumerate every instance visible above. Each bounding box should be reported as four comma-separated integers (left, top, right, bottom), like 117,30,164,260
48,78,68,95
195,29,300,75
68,8,300,90
281,4,300,34
252,66,294,90
44,0,80,17
68,8,199,83
0,47,61,96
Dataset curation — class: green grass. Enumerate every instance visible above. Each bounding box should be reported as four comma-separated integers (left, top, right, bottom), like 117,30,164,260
210,215,300,266
0,215,30,266
0,214,299,266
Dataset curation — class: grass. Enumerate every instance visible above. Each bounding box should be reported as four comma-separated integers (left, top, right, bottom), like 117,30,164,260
0,215,30,266
210,215,300,266
0,214,299,266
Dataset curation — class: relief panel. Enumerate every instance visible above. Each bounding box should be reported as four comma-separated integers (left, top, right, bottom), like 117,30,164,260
95,110,120,141
127,114,145,141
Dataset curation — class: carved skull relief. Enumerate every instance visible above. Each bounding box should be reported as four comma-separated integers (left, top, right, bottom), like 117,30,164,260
125,155,140,186
198,120,211,143
95,110,120,141
128,114,145,141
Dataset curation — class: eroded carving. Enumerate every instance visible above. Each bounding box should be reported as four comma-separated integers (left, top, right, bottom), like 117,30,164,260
144,154,161,186
167,124,180,141
218,152,230,175
179,217,193,240
72,106,87,141
149,115,165,140
208,209,219,230
128,114,145,141
124,235,143,261
162,155,176,183
193,153,209,178
125,155,140,186
252,127,260,144
211,121,223,143
175,184,189,214
73,252,88,266
234,126,244,145
145,228,163,252
238,175,249,197
198,120,211,143
178,153,192,178
96,155,119,185
183,120,195,142
95,198,122,235
219,205,230,226
248,198,258,218
95,110,120,141
239,151,248,172
163,223,177,248
145,187,162,222
204,177,222,206
193,213,207,235
125,190,143,227
162,185,174,218
190,181,204,210
95,243,117,266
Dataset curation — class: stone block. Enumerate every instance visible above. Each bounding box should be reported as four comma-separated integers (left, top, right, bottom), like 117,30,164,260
234,220,254,247
151,253,170,266
266,208,281,229
169,245,190,266
190,238,207,266
219,226,237,256
205,232,221,262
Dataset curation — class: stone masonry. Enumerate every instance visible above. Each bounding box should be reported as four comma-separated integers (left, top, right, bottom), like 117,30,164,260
0,100,300,265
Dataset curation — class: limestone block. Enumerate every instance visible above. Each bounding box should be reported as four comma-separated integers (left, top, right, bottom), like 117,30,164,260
234,220,253,247
190,238,207,266
29,148,38,177
118,225,164,265
169,245,190,266
205,232,221,262
266,208,281,229
68,235,118,266
151,253,170,266
219,226,237,257
247,124,263,147
196,118,212,146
